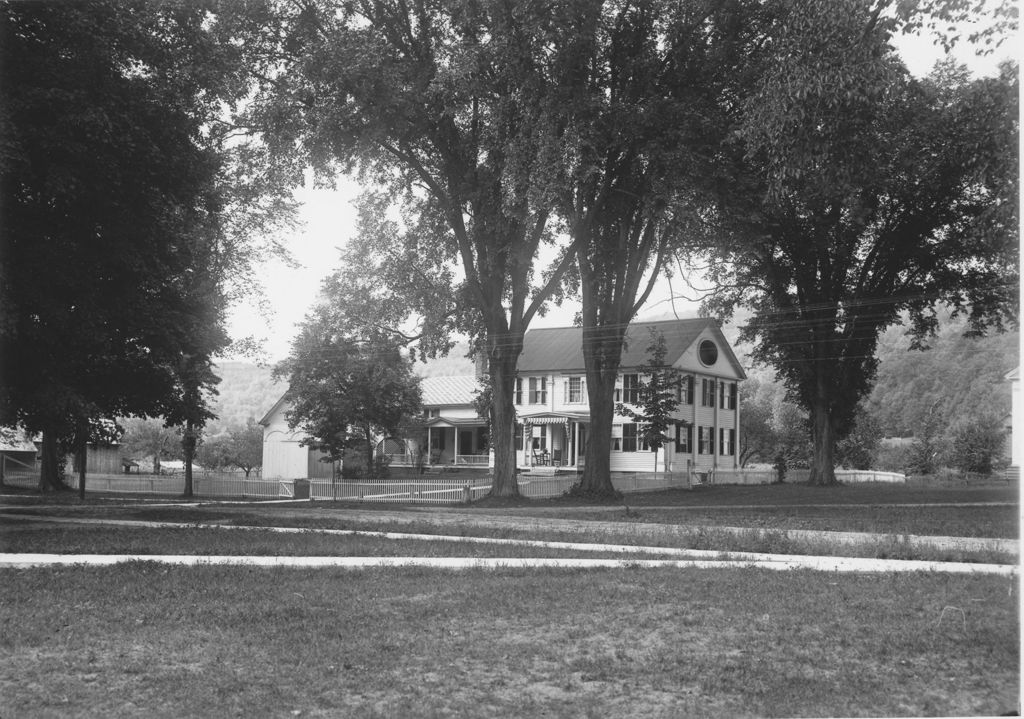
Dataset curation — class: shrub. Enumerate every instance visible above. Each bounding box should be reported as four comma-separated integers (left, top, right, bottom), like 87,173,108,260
948,413,1008,475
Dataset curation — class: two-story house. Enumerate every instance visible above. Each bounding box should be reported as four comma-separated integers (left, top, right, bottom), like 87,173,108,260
261,317,745,478
513,317,745,473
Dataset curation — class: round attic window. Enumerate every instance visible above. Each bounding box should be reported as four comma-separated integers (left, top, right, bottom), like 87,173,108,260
698,339,718,366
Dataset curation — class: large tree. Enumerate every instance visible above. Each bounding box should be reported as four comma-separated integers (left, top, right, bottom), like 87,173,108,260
552,0,742,495
230,0,596,497
698,1,1018,484
0,1,294,492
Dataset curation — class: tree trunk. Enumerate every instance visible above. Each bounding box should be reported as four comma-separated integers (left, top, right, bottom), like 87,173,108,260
76,416,88,499
488,345,521,498
37,429,65,492
577,324,624,497
365,424,375,478
182,422,195,498
807,387,838,486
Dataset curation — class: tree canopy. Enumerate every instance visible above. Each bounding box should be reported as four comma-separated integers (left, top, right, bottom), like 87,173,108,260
697,1,1018,484
0,1,294,491
232,0,605,495
275,319,423,477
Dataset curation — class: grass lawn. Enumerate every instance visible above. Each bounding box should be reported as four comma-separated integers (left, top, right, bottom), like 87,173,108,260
0,523,682,560
2,507,1015,565
0,565,1017,718
3,479,1017,538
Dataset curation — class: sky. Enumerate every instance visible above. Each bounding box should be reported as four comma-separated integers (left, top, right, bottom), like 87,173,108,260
225,15,1018,364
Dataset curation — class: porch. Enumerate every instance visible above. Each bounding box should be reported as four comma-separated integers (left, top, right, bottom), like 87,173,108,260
376,417,491,469
517,412,589,470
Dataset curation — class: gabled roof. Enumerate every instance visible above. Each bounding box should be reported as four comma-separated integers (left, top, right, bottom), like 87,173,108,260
421,375,481,407
259,375,483,425
258,394,289,427
517,317,746,379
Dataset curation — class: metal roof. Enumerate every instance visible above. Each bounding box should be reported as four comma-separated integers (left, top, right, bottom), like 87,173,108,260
421,375,482,407
518,318,733,373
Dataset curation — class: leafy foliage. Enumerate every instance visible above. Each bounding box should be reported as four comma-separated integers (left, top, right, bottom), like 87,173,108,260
738,375,811,468
907,401,945,475
0,1,294,491
697,1,1018,484
121,418,181,475
834,407,881,470
275,320,422,477
948,413,1007,475
864,312,1018,437
197,420,264,477
615,330,682,469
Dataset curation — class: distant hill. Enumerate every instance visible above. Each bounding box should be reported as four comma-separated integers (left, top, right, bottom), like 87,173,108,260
208,347,476,432
863,314,1018,436
208,362,283,431
413,342,476,377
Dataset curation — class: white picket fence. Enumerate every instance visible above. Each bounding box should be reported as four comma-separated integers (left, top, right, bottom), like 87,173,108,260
2,466,905,503
1,471,279,498
308,477,492,504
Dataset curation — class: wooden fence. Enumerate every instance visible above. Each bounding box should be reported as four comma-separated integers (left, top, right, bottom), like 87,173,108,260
1,466,907,502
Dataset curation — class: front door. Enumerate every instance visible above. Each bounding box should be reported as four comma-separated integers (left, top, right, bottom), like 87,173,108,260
459,430,473,456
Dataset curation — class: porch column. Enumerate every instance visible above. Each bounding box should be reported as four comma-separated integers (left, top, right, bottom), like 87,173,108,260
454,427,460,465
734,384,741,469
713,379,720,470
427,427,432,465
525,422,532,467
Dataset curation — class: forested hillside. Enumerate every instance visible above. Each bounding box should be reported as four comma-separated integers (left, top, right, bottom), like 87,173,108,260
208,362,282,431
863,315,1018,437
209,348,475,432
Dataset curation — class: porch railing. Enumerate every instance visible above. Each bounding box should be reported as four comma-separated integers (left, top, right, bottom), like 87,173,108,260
455,454,489,466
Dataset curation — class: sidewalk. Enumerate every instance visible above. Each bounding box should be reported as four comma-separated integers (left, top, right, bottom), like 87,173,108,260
1,511,1018,576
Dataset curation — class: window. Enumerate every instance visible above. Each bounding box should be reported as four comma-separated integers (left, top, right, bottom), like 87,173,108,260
622,423,639,452
675,423,692,453
678,375,694,405
515,423,524,449
699,339,718,365
514,378,523,405
431,431,446,450
702,379,716,407
429,408,440,418
528,376,547,405
698,426,715,455
622,374,640,404
530,425,547,450
611,424,623,451
565,376,585,404
719,428,735,455
719,381,737,410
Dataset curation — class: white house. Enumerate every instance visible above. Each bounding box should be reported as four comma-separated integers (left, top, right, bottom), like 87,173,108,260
259,375,488,478
511,317,745,473
258,396,336,480
261,317,745,477
1006,367,1020,470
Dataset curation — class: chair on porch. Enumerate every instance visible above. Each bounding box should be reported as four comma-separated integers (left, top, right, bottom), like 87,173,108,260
550,449,562,466
532,448,549,466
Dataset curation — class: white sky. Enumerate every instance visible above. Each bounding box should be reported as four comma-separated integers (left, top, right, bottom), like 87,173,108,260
226,19,1018,364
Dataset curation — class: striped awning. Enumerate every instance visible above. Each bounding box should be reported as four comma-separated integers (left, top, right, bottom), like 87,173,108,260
520,413,589,425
